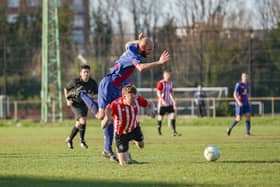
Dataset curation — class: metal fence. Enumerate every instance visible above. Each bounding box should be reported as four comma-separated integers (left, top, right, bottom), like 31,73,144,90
0,96,280,121
167,97,280,117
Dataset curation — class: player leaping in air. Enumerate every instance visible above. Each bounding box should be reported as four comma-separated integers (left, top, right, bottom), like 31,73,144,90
70,33,169,161
68,33,169,160
96,33,169,161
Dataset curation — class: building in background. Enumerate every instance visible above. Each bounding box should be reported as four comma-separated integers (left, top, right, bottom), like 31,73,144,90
66,0,90,53
2,0,90,53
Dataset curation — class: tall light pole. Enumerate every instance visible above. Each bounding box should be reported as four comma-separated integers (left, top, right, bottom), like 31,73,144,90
3,38,7,96
41,0,63,122
2,38,9,119
199,30,204,84
248,29,254,97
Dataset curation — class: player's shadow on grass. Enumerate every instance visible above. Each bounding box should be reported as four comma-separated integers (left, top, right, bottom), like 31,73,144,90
129,160,149,165
221,160,280,164
0,176,196,187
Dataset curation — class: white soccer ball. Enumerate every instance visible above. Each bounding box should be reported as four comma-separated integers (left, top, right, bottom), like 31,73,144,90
204,145,221,161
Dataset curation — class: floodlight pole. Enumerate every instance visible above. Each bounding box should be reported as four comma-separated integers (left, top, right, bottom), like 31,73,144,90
199,30,204,84
41,0,63,122
248,29,254,97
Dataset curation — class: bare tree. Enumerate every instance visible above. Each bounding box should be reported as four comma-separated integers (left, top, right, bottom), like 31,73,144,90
174,0,230,85
175,0,228,28
256,0,280,29
90,0,114,78
109,0,126,54
127,0,142,39
126,0,162,38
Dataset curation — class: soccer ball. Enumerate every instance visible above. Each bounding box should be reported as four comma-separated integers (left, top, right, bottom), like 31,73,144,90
204,145,221,161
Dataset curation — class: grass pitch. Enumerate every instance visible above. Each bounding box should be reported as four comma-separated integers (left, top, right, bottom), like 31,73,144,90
0,117,279,187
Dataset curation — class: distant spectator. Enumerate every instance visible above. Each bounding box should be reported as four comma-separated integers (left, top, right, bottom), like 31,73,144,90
194,84,207,117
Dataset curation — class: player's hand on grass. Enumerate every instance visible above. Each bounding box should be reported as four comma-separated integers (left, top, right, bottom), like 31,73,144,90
158,50,170,64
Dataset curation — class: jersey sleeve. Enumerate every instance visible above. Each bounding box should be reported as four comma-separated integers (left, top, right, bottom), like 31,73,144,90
65,79,76,91
156,81,163,91
110,101,117,116
90,79,98,95
128,44,141,66
137,96,148,107
126,43,134,50
127,43,137,52
247,83,250,94
234,82,240,95
132,58,141,67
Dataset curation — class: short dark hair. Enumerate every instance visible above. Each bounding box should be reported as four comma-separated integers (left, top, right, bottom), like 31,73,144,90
80,64,90,70
122,84,137,95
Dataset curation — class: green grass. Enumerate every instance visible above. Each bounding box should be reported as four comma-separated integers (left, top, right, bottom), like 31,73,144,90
0,117,279,187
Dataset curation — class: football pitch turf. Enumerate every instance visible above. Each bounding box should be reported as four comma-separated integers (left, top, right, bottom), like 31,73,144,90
0,117,279,187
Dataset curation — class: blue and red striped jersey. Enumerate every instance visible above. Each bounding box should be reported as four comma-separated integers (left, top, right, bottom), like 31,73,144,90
110,44,142,87
234,81,250,105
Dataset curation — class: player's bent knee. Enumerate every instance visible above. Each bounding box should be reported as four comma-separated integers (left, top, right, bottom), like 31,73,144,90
235,116,241,122
96,110,105,120
79,119,87,124
75,121,80,127
245,113,251,120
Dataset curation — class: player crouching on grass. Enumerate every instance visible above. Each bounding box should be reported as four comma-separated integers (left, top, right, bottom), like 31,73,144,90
102,84,155,166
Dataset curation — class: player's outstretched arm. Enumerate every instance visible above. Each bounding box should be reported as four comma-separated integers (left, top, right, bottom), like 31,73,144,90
158,50,170,64
136,50,170,72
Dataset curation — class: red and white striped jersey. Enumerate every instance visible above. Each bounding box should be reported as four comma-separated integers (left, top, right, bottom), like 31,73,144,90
156,80,174,107
110,95,148,135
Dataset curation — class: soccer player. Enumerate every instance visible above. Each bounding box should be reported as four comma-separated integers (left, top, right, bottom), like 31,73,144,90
94,33,169,161
194,84,207,117
156,70,179,136
64,64,98,149
102,85,154,166
227,73,252,136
